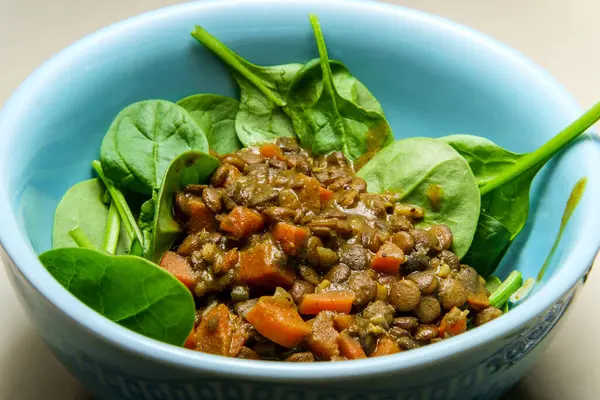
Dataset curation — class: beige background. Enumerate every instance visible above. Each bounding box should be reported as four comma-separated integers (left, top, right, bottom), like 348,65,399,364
1,0,599,398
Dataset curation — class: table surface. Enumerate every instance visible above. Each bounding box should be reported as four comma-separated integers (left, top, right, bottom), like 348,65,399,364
1,0,599,399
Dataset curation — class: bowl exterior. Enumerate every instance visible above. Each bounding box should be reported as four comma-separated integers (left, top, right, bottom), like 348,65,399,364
1,247,585,400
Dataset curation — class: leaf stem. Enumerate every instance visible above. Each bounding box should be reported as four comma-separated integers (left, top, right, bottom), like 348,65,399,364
191,26,283,107
92,160,144,252
480,101,600,195
101,201,121,254
489,270,523,309
69,227,96,250
309,14,337,105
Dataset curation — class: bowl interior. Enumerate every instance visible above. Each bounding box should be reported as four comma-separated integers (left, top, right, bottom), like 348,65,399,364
1,0,600,369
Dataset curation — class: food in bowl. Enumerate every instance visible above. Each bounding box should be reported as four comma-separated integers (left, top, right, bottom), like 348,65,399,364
38,14,596,361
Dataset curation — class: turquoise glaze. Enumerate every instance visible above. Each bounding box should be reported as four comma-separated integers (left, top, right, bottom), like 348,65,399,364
1,1,599,399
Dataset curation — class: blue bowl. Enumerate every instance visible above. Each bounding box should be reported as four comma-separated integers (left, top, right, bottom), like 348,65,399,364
1,1,599,399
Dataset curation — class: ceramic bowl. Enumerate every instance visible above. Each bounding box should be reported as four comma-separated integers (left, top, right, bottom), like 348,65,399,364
1,1,599,399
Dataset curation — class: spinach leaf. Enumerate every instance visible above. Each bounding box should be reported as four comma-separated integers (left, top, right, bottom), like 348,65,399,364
53,179,130,253
358,138,481,258
39,247,195,346
441,135,532,238
191,26,302,147
144,151,220,263
101,202,122,254
284,15,393,167
460,213,512,277
93,161,145,257
177,94,243,155
100,100,209,195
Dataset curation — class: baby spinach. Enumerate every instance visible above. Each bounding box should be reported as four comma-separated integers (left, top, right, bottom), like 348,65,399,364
285,15,393,166
191,26,302,147
177,94,243,155
143,151,220,263
101,202,122,254
92,161,144,257
53,179,130,254
100,100,209,195
443,102,600,273
460,213,512,277
358,137,481,258
441,135,531,239
39,247,195,346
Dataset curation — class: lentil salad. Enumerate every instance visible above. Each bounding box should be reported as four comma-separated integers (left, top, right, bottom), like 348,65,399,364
38,14,596,358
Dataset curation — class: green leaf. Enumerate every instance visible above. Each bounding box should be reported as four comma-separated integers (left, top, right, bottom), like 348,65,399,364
285,16,393,167
144,151,220,263
461,213,512,277
441,135,534,238
358,137,481,258
100,100,209,195
39,247,195,346
53,179,130,254
177,94,243,155
191,26,302,147
92,161,145,257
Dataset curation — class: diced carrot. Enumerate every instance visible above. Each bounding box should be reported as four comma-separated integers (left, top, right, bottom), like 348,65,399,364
439,307,468,337
220,206,265,238
159,251,197,290
195,304,234,356
245,296,311,348
319,187,334,203
272,222,310,256
259,143,285,160
214,248,239,274
370,336,401,357
467,291,490,311
179,194,216,233
183,329,197,349
333,314,356,331
298,291,356,315
371,242,404,275
237,243,296,288
306,312,340,360
338,332,366,359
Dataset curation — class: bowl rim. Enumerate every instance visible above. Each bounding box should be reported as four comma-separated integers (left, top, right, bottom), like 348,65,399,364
1,0,599,381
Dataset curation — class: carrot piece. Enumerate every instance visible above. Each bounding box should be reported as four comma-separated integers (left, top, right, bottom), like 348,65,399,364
237,243,296,288
333,314,356,331
370,336,401,357
439,307,468,337
195,304,234,356
371,242,404,275
259,143,285,160
298,291,356,315
159,251,197,290
178,194,216,233
467,291,490,311
306,312,340,360
183,329,197,349
220,206,265,238
272,222,310,256
338,332,366,359
319,187,334,203
245,296,311,348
